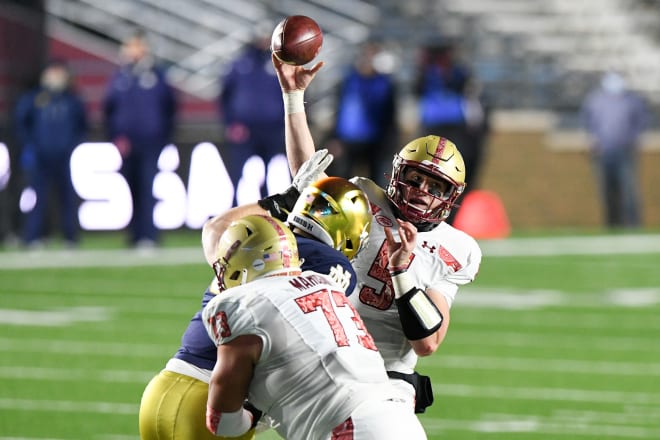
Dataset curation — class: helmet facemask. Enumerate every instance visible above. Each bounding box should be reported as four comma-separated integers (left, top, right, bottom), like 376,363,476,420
387,135,466,226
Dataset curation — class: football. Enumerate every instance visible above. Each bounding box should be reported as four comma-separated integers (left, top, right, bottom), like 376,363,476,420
271,15,323,66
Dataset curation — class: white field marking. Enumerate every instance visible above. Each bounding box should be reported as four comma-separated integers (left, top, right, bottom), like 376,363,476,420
96,437,140,440
422,354,660,376
552,408,660,426
0,233,659,270
0,437,138,440
0,366,154,383
455,287,660,310
446,330,660,353
0,307,110,327
97,437,140,440
457,308,660,331
436,383,660,405
0,398,138,414
422,416,660,438
0,247,203,270
0,337,172,357
478,233,660,257
0,306,111,326
0,438,69,440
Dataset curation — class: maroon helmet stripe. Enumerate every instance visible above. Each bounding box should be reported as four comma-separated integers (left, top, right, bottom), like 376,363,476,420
431,137,447,164
263,216,292,267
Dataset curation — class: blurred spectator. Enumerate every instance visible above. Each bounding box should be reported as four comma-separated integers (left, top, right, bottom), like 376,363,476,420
218,23,287,206
580,71,649,229
103,30,177,248
414,42,489,224
14,59,87,248
325,41,398,187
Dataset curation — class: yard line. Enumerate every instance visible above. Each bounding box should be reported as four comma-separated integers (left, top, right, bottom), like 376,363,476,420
0,247,203,270
1,233,659,270
1,387,656,421
0,398,138,414
423,354,660,376
447,330,660,353
0,337,173,357
479,234,660,256
0,437,69,440
423,416,660,438
456,287,660,310
437,383,660,405
458,310,660,331
552,408,660,426
0,366,153,383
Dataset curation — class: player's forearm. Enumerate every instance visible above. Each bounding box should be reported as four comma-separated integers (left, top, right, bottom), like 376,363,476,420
206,378,252,437
202,203,267,266
389,271,448,356
410,292,450,357
284,91,318,177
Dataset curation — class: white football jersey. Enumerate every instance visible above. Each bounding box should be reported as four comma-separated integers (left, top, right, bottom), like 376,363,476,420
349,177,482,373
202,270,405,440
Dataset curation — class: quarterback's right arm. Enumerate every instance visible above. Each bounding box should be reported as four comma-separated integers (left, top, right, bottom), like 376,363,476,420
271,53,324,177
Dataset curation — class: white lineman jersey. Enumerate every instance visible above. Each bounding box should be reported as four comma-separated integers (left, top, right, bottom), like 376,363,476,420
349,177,482,373
202,270,412,440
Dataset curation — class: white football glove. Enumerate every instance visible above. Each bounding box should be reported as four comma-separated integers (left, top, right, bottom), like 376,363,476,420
291,149,333,192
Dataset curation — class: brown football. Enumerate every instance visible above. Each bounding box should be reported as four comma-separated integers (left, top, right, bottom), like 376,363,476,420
271,15,323,66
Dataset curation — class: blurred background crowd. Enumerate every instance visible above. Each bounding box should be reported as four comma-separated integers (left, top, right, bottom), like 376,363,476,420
1,0,659,249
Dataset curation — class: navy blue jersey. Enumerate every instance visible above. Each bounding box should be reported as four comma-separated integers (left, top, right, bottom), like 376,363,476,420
173,235,357,370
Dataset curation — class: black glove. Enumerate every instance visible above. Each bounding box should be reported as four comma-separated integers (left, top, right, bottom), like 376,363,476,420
243,401,263,430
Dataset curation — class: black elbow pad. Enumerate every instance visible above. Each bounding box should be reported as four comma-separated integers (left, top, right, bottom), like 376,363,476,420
395,288,443,340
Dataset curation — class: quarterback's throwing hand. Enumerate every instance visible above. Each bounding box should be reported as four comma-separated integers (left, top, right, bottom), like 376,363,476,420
385,219,417,269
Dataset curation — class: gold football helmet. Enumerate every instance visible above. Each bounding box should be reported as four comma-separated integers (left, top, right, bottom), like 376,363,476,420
287,177,371,260
213,215,300,290
386,135,466,226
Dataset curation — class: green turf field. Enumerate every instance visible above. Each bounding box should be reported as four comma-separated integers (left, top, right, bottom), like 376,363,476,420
1,233,659,439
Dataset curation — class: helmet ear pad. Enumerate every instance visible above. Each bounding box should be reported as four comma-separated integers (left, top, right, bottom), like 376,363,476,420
387,135,466,225
288,177,372,260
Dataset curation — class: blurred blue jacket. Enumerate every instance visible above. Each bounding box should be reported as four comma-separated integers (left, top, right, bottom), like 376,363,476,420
103,62,176,148
581,84,648,153
15,88,87,157
218,44,284,127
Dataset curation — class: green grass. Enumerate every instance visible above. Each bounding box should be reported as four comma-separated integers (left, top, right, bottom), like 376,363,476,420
1,232,659,439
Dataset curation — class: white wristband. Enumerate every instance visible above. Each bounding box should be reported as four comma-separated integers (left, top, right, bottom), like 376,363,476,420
283,90,305,115
207,406,253,437
390,271,416,299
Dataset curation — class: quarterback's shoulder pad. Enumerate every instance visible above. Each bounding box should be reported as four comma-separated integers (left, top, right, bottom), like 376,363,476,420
434,223,482,282
349,176,388,207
